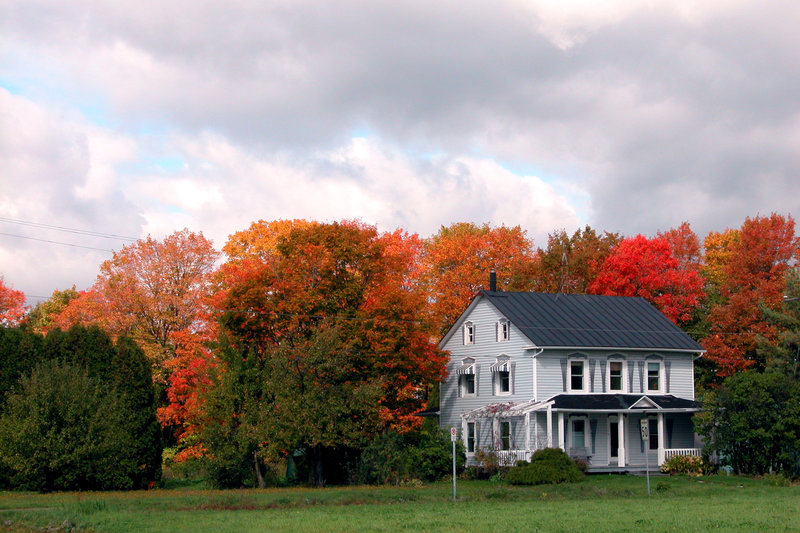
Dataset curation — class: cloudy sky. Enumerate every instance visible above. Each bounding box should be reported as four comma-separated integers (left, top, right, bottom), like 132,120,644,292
1,0,799,302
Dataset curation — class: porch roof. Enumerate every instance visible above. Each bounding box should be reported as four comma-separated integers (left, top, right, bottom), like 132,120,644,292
461,394,699,420
549,394,699,411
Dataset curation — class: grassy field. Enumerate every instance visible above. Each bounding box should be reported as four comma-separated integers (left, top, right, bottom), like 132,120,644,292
1,475,798,532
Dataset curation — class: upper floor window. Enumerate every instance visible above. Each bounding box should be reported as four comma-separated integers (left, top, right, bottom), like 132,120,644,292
646,360,662,393
458,358,476,396
463,321,475,345
460,373,476,396
569,359,586,392
608,359,626,392
497,319,509,342
491,356,511,395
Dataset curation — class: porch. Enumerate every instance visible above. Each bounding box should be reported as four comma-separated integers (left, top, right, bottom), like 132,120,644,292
460,394,702,471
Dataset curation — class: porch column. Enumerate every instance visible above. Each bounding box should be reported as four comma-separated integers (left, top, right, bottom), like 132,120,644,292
618,415,626,467
525,412,530,452
558,411,565,451
546,404,553,448
657,413,665,465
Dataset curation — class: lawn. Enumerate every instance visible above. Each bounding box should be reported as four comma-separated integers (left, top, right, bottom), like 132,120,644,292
1,475,797,532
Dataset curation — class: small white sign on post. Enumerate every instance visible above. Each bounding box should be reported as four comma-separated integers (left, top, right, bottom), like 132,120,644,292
640,419,651,496
451,427,458,442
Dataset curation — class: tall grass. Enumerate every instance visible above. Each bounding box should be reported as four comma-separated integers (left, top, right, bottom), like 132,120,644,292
0,475,797,532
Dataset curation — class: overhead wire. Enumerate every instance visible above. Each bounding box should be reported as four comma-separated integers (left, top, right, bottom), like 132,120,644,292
0,216,138,242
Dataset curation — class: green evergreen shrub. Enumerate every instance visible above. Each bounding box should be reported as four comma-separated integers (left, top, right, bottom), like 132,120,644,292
505,448,584,485
0,326,162,491
358,424,465,484
0,360,138,491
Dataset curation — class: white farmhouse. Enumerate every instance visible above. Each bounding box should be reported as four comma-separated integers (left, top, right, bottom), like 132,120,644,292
437,286,704,472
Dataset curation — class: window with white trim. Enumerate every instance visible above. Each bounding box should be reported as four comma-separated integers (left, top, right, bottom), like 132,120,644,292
460,373,476,396
646,360,662,393
500,421,512,451
463,321,475,345
492,356,511,395
608,359,626,392
569,359,586,392
648,418,659,450
497,319,509,342
457,358,476,397
570,417,589,451
466,422,476,453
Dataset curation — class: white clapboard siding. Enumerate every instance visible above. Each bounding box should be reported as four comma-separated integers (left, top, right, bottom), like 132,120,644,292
439,299,535,431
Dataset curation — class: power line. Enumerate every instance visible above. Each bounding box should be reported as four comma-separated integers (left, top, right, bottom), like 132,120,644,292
0,231,114,252
0,216,139,242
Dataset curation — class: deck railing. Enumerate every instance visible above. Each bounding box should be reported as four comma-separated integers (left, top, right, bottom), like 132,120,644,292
664,448,702,460
496,450,532,466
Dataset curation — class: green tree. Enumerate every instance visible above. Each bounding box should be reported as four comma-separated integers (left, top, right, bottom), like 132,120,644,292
0,359,137,491
0,326,162,490
696,370,800,476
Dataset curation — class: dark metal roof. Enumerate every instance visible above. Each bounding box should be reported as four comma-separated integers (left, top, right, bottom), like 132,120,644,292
413,407,441,417
481,291,703,351
550,394,699,410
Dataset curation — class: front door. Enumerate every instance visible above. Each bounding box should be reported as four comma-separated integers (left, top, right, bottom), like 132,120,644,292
609,419,619,465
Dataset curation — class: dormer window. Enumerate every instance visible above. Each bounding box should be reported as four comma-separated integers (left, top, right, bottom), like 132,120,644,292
496,319,509,342
463,321,475,345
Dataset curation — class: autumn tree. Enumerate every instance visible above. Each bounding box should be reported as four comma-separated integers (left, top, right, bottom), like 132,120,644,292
51,229,219,382
534,226,621,293
702,214,799,376
658,222,702,272
588,234,704,324
421,223,539,335
205,220,447,486
0,278,27,327
702,228,741,291
25,287,79,334
223,218,316,262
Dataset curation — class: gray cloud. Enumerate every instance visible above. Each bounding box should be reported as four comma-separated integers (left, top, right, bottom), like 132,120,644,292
1,0,799,300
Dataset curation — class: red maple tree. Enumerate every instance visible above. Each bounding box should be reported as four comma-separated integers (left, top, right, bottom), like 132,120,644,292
589,234,704,324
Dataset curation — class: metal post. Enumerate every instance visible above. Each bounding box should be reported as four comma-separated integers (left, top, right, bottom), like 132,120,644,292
452,439,457,502
450,426,457,501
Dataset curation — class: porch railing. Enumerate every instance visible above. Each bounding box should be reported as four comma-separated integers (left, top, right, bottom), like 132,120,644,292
496,450,532,466
664,448,702,460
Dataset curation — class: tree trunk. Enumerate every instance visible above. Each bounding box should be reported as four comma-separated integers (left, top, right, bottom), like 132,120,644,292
311,444,324,487
254,451,266,489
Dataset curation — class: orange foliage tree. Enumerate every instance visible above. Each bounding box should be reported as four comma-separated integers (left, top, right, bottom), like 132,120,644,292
658,222,702,272
702,228,741,290
206,220,448,485
51,229,220,383
534,226,621,293
421,222,539,335
589,234,705,324
702,214,799,376
0,277,27,327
